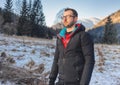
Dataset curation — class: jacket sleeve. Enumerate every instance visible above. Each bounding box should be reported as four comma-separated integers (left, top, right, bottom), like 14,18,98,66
49,38,59,84
80,32,95,85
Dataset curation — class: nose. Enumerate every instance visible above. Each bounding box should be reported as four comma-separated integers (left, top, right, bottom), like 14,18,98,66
63,18,67,22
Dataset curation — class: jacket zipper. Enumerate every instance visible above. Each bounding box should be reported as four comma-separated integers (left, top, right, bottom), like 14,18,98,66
59,35,73,83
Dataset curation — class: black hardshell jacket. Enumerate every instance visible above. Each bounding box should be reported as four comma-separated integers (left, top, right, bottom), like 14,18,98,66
49,24,95,85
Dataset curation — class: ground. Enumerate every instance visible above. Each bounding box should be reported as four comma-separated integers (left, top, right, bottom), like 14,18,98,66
0,34,120,85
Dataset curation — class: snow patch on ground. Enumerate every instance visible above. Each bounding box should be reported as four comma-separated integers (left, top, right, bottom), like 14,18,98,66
0,34,120,85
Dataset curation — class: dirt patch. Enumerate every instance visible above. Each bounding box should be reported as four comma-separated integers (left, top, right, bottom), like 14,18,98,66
0,64,48,85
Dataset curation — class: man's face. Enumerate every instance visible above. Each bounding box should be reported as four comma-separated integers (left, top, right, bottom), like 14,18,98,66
61,10,77,28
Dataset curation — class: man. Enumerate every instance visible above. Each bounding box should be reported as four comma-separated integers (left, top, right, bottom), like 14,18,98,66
49,8,95,85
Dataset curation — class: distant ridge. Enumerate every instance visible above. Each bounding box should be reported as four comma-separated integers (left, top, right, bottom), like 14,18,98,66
88,9,120,43
93,9,120,28
52,17,101,30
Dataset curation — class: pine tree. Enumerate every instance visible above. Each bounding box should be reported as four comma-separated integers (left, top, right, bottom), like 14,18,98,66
27,0,32,19
17,0,29,35
103,16,118,44
3,0,13,24
29,0,46,37
17,0,47,37
30,0,46,26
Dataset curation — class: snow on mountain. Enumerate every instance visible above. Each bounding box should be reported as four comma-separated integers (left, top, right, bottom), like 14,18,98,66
52,17,101,31
0,34,120,85
54,8,101,30
77,17,101,29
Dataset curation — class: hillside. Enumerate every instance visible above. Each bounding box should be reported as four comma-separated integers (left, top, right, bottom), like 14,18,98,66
0,34,120,85
88,9,120,43
94,10,120,28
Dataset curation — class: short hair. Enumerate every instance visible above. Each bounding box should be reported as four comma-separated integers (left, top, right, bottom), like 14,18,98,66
64,8,78,17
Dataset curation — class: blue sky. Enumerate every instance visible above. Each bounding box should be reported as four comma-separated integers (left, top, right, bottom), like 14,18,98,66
0,0,120,27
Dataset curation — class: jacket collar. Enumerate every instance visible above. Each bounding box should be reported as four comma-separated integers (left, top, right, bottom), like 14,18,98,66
57,23,85,39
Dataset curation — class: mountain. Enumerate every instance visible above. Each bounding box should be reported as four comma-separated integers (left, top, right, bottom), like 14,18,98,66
88,9,120,43
53,8,101,31
51,17,101,31
77,17,101,29
94,10,120,28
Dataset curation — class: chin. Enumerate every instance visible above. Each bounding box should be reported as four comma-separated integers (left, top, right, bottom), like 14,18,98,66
63,24,68,27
